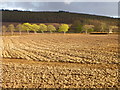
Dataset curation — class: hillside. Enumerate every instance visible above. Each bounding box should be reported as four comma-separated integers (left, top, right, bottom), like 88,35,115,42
2,10,118,25
1,10,118,33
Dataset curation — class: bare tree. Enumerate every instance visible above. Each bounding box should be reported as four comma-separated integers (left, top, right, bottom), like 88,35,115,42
16,24,23,35
2,25,7,36
8,24,15,35
47,25,56,33
109,26,118,34
83,25,94,34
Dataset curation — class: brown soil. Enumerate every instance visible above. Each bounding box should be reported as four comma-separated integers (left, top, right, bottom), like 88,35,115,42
0,34,119,88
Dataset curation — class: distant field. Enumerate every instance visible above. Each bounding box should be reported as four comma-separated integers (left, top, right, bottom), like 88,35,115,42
1,34,119,88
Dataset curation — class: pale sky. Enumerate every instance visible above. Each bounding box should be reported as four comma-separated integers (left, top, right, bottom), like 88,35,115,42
0,1,118,18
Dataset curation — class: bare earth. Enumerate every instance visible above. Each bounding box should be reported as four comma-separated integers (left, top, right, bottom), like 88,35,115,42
0,34,119,88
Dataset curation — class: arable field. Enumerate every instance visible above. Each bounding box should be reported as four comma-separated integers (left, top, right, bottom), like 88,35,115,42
0,34,119,88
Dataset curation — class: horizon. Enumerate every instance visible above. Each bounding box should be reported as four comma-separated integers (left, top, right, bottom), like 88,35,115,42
1,9,118,19
0,2,118,18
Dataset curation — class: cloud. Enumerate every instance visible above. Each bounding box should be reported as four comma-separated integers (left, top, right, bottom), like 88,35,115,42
0,2,118,17
64,0,74,4
1,0,119,2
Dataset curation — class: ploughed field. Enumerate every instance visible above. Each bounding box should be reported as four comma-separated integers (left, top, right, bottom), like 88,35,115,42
1,34,119,88
2,34,118,64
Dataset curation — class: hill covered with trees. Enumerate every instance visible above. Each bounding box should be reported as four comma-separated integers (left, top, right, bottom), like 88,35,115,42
1,10,118,33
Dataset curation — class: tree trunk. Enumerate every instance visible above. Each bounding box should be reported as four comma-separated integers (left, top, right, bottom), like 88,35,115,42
11,31,13,35
85,30,87,34
41,31,44,33
27,30,29,34
19,31,21,35
3,31,5,36
109,28,113,34
34,31,37,34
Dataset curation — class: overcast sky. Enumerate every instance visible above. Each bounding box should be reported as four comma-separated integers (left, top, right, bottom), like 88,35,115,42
0,2,118,18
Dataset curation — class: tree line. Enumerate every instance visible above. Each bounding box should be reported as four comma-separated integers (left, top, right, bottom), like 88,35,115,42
1,23,98,35
1,22,118,35
70,20,118,33
1,23,70,35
